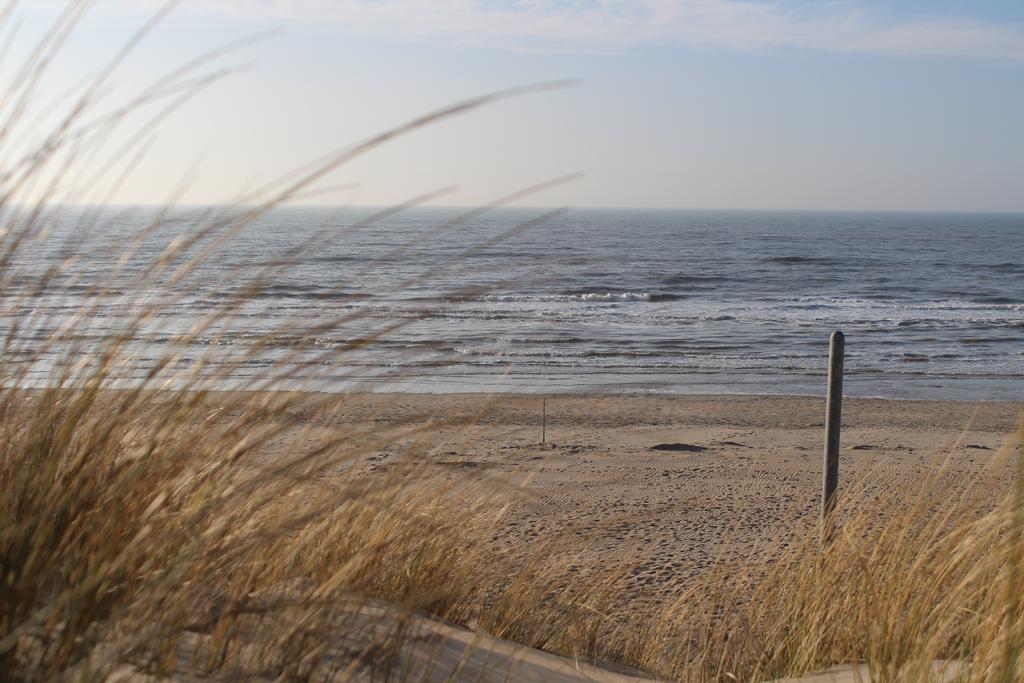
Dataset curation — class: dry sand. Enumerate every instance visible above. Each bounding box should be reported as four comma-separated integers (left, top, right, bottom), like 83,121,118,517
248,392,1022,606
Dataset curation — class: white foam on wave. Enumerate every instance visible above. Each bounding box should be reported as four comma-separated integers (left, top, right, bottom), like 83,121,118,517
783,296,1023,313
575,291,652,302
481,292,654,303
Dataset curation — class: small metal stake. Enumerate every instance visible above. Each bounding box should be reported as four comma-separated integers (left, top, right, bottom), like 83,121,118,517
822,330,845,542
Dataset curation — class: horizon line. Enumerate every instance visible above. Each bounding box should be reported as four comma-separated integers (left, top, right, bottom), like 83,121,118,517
39,203,1024,216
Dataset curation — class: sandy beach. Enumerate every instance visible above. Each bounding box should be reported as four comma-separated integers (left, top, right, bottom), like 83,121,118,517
238,392,1022,606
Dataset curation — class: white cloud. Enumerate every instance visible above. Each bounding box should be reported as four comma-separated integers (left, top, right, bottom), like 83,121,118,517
41,0,1024,59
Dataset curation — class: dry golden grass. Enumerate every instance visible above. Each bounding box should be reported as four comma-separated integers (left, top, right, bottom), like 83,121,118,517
620,452,1023,681
3,382,1022,681
3,4,1024,682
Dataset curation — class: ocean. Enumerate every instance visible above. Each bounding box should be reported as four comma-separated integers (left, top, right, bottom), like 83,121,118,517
6,206,1023,400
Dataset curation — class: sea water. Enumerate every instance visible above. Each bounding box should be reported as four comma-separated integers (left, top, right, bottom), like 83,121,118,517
5,206,1023,400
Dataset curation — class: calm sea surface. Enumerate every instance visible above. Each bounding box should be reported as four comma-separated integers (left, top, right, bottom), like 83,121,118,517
7,207,1024,400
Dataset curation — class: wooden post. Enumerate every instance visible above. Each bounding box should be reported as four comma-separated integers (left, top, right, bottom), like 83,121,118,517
542,398,547,444
822,330,845,541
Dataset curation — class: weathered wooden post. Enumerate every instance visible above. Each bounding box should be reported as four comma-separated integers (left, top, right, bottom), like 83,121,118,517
822,330,845,543
542,398,547,445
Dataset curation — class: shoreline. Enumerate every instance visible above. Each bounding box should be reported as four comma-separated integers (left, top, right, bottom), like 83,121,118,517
303,389,1024,405
234,370,1024,402
195,386,1024,407
20,381,1024,404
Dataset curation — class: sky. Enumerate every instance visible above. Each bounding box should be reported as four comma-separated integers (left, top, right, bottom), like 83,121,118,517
9,1,1024,211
